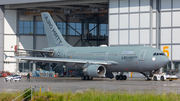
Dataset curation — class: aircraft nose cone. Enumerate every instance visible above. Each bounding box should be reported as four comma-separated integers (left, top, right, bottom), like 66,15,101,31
160,56,169,67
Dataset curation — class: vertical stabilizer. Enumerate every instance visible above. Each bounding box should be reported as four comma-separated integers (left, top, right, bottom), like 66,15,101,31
41,12,72,47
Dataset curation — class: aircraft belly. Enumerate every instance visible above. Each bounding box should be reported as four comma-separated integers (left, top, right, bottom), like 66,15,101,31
116,60,139,72
105,65,119,72
105,61,138,72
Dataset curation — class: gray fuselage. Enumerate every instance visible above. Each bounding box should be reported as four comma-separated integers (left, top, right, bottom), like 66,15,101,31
43,46,169,72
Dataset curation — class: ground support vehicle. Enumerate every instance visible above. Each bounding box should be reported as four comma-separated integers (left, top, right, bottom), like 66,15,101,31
4,75,22,82
152,72,178,81
0,71,11,77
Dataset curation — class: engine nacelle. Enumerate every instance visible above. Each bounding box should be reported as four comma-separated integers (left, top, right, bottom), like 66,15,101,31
83,65,106,77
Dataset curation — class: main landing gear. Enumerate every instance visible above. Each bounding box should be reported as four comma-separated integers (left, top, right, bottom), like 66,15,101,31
115,72,127,80
115,75,127,80
81,75,93,80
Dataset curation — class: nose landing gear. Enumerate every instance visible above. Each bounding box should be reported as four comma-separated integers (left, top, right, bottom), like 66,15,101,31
140,72,153,81
145,76,152,81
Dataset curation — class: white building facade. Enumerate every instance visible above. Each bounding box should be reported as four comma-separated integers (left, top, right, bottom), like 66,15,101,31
109,0,180,71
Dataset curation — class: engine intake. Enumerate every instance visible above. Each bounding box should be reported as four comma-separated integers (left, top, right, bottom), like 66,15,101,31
83,65,106,77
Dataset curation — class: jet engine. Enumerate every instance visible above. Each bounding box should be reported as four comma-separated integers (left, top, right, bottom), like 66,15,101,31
83,65,106,77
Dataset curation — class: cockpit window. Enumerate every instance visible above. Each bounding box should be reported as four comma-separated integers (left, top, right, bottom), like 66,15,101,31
159,53,165,55
153,53,165,56
153,53,156,56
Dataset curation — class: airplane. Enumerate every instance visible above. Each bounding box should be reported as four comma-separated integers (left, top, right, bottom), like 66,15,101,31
5,12,169,81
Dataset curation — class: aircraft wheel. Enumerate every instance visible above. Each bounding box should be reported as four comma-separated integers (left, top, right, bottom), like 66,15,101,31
123,75,127,80
81,75,85,80
10,79,13,82
90,77,93,80
85,76,89,80
119,75,123,80
115,75,119,80
161,76,165,81
145,77,149,81
153,76,157,81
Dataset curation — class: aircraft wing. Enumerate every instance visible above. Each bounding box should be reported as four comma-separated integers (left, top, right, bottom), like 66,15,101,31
12,56,118,66
17,49,54,53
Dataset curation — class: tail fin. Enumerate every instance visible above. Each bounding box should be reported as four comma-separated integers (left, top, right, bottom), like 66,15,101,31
41,12,72,47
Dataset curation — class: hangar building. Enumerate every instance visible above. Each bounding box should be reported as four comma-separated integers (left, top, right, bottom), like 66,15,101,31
0,0,180,75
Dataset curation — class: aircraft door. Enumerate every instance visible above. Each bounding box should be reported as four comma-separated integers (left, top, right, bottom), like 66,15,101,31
139,50,146,61
105,52,109,60
63,50,68,58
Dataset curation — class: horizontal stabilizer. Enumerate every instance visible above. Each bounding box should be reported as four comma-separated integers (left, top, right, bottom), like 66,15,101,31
4,53,8,60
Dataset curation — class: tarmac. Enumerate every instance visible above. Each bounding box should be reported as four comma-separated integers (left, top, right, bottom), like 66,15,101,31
1,77,180,93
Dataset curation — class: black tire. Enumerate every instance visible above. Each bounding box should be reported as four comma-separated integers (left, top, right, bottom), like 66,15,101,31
5,80,8,82
19,79,22,82
81,75,85,80
153,76,157,81
123,75,127,80
119,75,123,80
10,79,13,82
145,77,149,81
85,76,89,80
15,80,17,82
169,80,172,81
115,75,119,80
161,76,165,81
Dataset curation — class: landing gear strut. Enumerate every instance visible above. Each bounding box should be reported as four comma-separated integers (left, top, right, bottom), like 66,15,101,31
140,71,153,81
115,72,127,80
81,75,93,80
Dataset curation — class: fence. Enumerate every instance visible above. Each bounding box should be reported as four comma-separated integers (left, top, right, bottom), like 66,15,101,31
12,87,33,101
12,86,52,101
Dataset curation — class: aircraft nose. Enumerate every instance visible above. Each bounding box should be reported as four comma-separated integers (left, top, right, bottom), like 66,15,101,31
160,56,169,67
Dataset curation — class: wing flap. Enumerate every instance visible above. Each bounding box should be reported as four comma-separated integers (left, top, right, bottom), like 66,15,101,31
18,49,54,53
12,56,118,65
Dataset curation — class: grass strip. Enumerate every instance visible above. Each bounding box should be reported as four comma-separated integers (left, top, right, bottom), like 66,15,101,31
1,89,180,101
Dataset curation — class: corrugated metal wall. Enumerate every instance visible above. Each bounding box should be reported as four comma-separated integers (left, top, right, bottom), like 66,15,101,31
0,6,4,71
